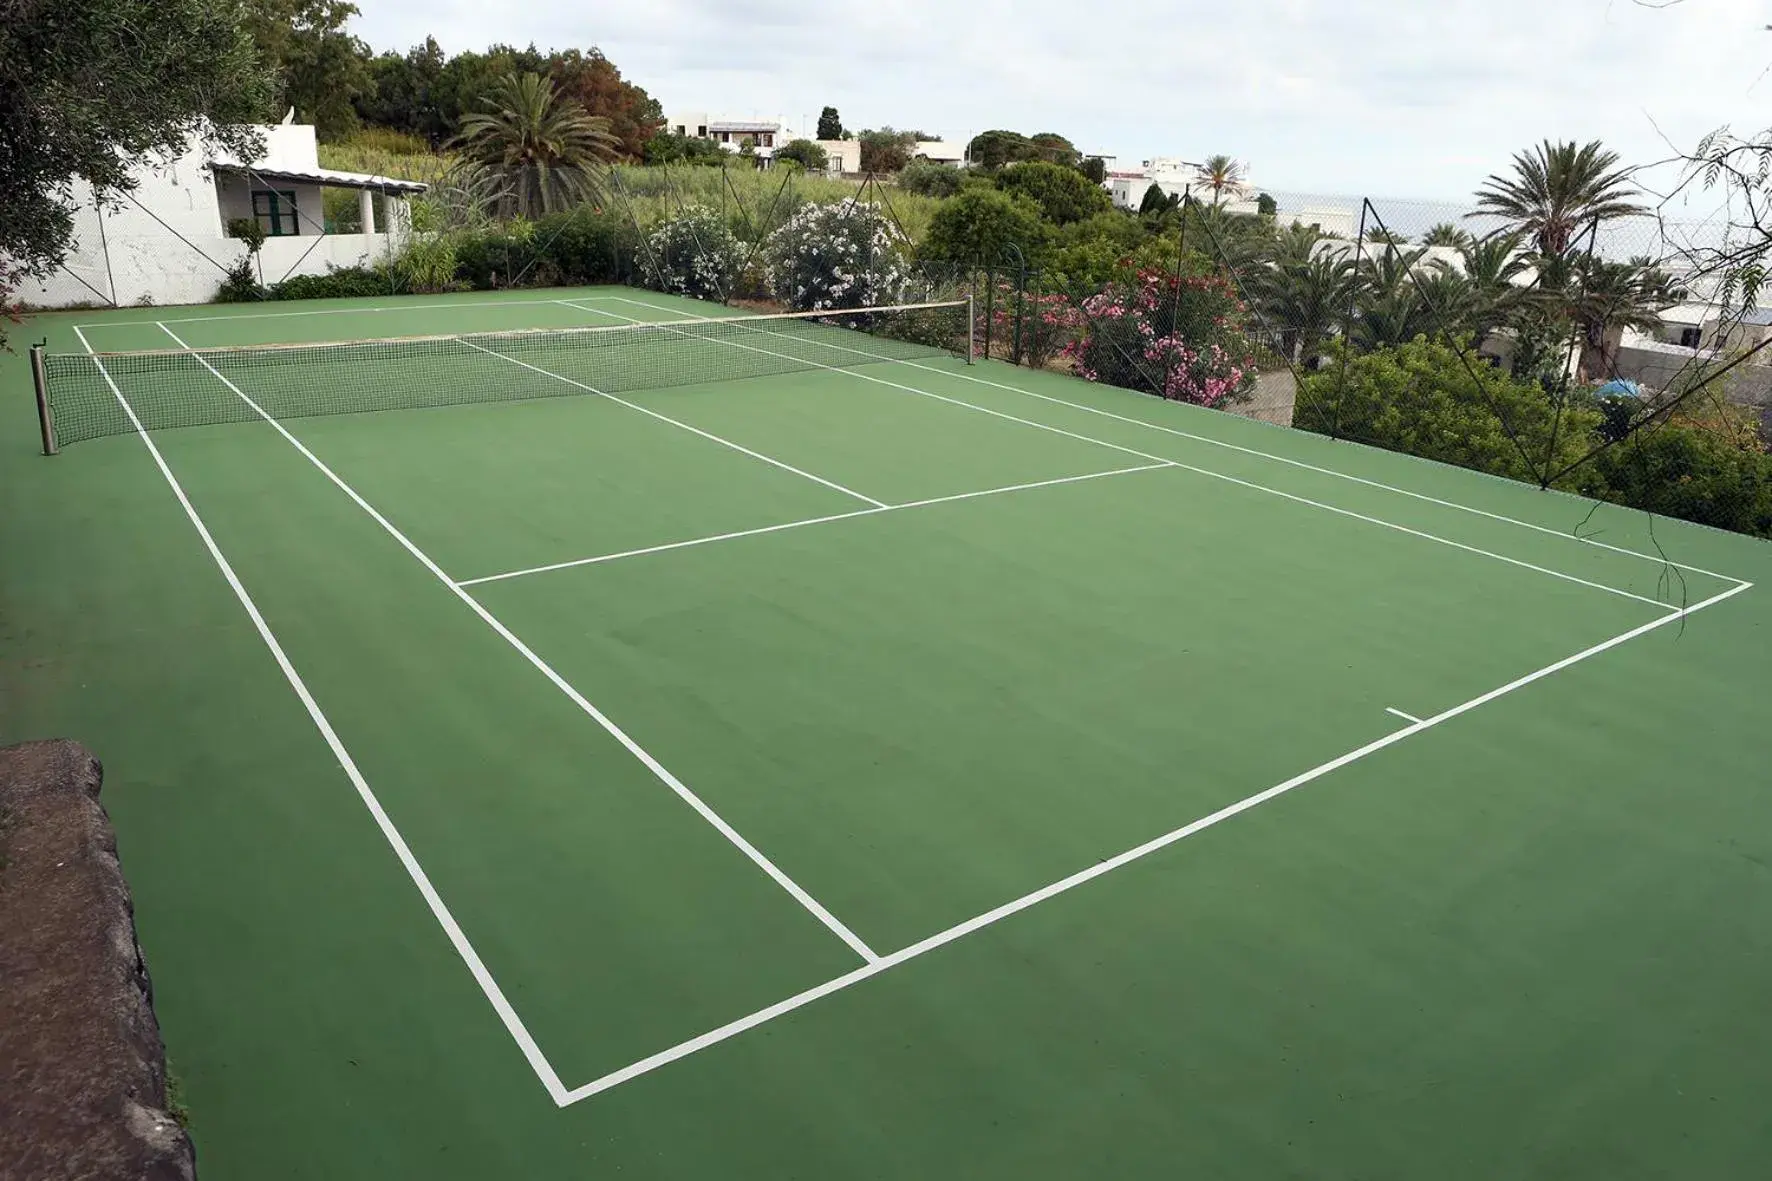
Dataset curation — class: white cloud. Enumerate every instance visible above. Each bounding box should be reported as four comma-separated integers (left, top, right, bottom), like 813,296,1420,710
347,0,1772,200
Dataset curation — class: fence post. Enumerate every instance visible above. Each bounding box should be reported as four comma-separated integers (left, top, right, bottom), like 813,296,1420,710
30,344,57,455
966,292,977,364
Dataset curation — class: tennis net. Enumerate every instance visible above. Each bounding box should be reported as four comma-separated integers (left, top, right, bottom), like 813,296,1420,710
35,300,973,450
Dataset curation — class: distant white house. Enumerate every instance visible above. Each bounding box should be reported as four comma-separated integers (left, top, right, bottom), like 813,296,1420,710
912,141,968,167
12,119,425,309
665,112,977,175
1106,156,1262,216
667,111,785,161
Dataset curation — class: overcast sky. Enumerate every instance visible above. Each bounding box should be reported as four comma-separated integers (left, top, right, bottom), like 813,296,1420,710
349,0,1770,206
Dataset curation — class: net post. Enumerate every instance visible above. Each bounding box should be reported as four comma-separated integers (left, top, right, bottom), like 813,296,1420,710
966,292,977,365
30,344,57,455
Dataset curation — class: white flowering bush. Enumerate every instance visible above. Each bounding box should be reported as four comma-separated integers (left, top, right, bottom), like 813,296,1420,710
645,205,741,300
764,202,911,311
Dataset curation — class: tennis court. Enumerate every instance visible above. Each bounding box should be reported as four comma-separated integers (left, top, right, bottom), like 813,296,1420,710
7,285,1772,1177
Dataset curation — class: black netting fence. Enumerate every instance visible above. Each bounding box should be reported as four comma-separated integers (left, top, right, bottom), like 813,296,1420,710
961,188,1772,541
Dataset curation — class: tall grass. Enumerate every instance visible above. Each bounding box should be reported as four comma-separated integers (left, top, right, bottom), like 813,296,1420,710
314,134,947,244
605,164,942,243
317,138,454,186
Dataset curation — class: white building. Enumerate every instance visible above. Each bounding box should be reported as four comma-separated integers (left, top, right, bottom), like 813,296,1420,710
667,111,785,161
12,119,424,309
1106,156,1262,216
912,141,969,167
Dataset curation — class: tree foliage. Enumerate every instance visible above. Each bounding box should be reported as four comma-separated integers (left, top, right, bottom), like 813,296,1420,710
350,40,659,158
1580,420,1772,538
642,132,727,165
0,0,272,293
357,37,449,143
1472,139,1647,255
919,187,1047,267
775,139,829,171
996,161,1112,226
857,127,919,172
899,158,965,198
817,106,843,141
1195,154,1248,204
966,129,1040,170
1139,183,1176,217
450,72,618,218
1029,132,1081,167
1079,156,1107,185
548,49,664,161
242,0,369,140
1297,337,1598,485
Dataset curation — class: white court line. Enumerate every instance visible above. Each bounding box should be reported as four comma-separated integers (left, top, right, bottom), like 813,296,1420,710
594,294,1752,589
156,321,881,967
75,325,573,1105
559,301,1679,613
454,338,886,509
557,575,1754,1104
1385,706,1424,725
78,294,601,329
460,463,1176,586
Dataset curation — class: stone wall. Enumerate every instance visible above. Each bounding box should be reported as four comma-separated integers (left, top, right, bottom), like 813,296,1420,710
0,740,195,1181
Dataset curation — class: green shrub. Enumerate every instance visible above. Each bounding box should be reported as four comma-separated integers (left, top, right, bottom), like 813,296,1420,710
1065,268,1258,406
644,205,742,299
1578,422,1772,538
996,160,1112,226
396,235,460,293
268,266,399,300
533,209,641,286
766,202,912,310
919,187,1047,268
215,258,265,302
899,159,963,198
1298,337,1598,485
775,139,829,172
452,225,539,289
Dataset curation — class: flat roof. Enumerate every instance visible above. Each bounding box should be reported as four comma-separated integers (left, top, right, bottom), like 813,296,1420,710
212,163,428,194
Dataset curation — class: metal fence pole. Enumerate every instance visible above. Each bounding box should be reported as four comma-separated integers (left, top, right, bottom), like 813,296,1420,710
30,344,57,455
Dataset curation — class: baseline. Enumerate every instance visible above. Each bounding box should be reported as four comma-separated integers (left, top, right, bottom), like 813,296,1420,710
558,576,1752,1105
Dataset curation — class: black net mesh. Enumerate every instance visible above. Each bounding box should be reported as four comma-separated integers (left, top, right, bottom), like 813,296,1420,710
43,302,971,447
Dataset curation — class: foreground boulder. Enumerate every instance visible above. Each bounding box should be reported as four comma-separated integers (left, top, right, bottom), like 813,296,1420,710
0,740,194,1181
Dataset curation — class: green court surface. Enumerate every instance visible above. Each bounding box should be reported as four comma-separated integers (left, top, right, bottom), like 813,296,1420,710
4,285,1771,1179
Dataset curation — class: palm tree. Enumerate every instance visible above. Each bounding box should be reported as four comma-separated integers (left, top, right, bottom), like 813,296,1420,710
1448,229,1533,343
1365,226,1411,247
1195,154,1248,206
1254,252,1358,363
1422,222,1472,249
451,72,618,219
1567,256,1684,380
1266,222,1325,269
1471,140,1647,257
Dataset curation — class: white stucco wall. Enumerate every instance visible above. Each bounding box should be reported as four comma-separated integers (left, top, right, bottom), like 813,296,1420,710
10,122,416,309
817,140,861,174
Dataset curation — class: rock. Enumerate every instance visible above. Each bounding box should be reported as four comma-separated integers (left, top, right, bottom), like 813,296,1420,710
0,740,195,1181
